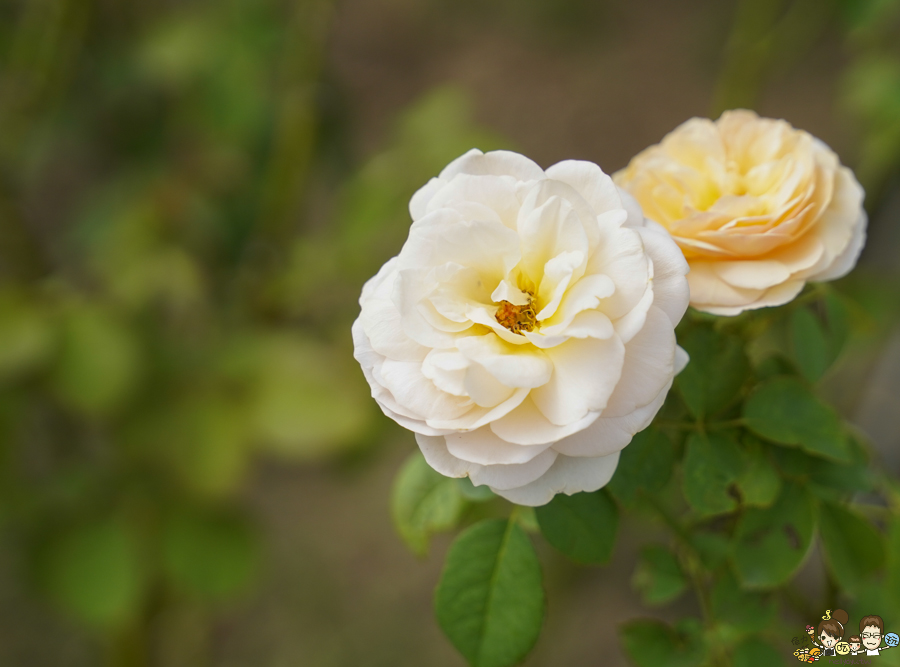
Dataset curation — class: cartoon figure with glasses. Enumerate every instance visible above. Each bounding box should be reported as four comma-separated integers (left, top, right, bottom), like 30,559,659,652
859,615,897,656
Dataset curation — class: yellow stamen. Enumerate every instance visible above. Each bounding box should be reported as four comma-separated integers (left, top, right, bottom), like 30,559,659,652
494,295,536,334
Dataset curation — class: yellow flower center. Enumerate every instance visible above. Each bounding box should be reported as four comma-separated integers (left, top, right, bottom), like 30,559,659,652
495,294,536,334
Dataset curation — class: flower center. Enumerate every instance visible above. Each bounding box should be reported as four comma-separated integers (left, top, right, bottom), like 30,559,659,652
495,293,536,334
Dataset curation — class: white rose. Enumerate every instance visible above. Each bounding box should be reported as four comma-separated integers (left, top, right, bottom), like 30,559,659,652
615,110,867,315
352,149,689,506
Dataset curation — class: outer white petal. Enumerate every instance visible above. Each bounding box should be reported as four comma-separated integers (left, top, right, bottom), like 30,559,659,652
489,396,600,446
531,335,625,425
445,427,554,465
603,306,676,418
409,177,446,221
469,448,559,490
544,160,623,215
636,221,690,326
493,451,621,506
553,378,673,457
439,148,545,181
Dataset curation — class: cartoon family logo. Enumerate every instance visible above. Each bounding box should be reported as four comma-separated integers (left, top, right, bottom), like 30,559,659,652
791,609,900,662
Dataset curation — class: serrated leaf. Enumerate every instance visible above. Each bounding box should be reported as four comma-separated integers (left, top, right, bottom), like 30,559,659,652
732,482,816,588
682,432,743,516
620,618,706,667
742,377,852,462
392,452,464,556
435,519,544,667
535,490,617,564
819,500,885,593
632,545,687,606
676,326,750,418
607,428,675,505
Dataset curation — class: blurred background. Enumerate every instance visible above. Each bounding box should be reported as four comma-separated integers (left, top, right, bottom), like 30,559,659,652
0,0,899,665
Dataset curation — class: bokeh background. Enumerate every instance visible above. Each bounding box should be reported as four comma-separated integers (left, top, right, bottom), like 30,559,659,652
0,0,899,665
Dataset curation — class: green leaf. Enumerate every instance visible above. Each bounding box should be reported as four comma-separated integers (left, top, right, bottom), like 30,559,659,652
391,452,464,556
535,490,618,564
607,428,675,505
886,518,900,606
435,519,544,667
742,377,852,462
732,482,816,589
711,572,776,633
0,293,55,382
38,518,144,628
162,509,259,602
682,432,743,516
458,477,496,503
675,326,750,418
790,307,831,382
733,637,784,667
736,439,781,507
818,501,885,593
51,308,142,415
620,619,706,667
632,545,687,606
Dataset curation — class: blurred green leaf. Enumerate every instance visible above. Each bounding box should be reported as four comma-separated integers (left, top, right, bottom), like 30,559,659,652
732,482,816,588
818,500,885,593
391,452,464,557
535,489,618,564
676,326,750,419
620,618,706,667
735,438,782,508
458,477,496,502
733,637,784,667
632,545,687,606
682,432,743,516
743,376,852,462
711,572,776,633
162,508,259,603
38,517,145,629
435,519,544,667
790,307,831,382
50,306,142,416
248,336,371,459
0,292,55,382
607,428,675,505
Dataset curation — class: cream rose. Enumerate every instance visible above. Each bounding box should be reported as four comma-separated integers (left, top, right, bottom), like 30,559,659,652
352,149,689,506
614,110,866,315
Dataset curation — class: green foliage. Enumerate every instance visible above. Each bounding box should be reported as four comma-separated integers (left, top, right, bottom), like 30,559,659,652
620,618,706,667
37,517,145,629
161,508,260,603
743,376,852,462
818,500,885,593
735,438,781,507
632,545,687,606
435,519,544,667
731,482,816,588
682,432,743,516
710,573,776,633
788,295,850,382
535,489,618,564
732,637,784,667
607,427,675,505
676,325,751,419
392,452,464,556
